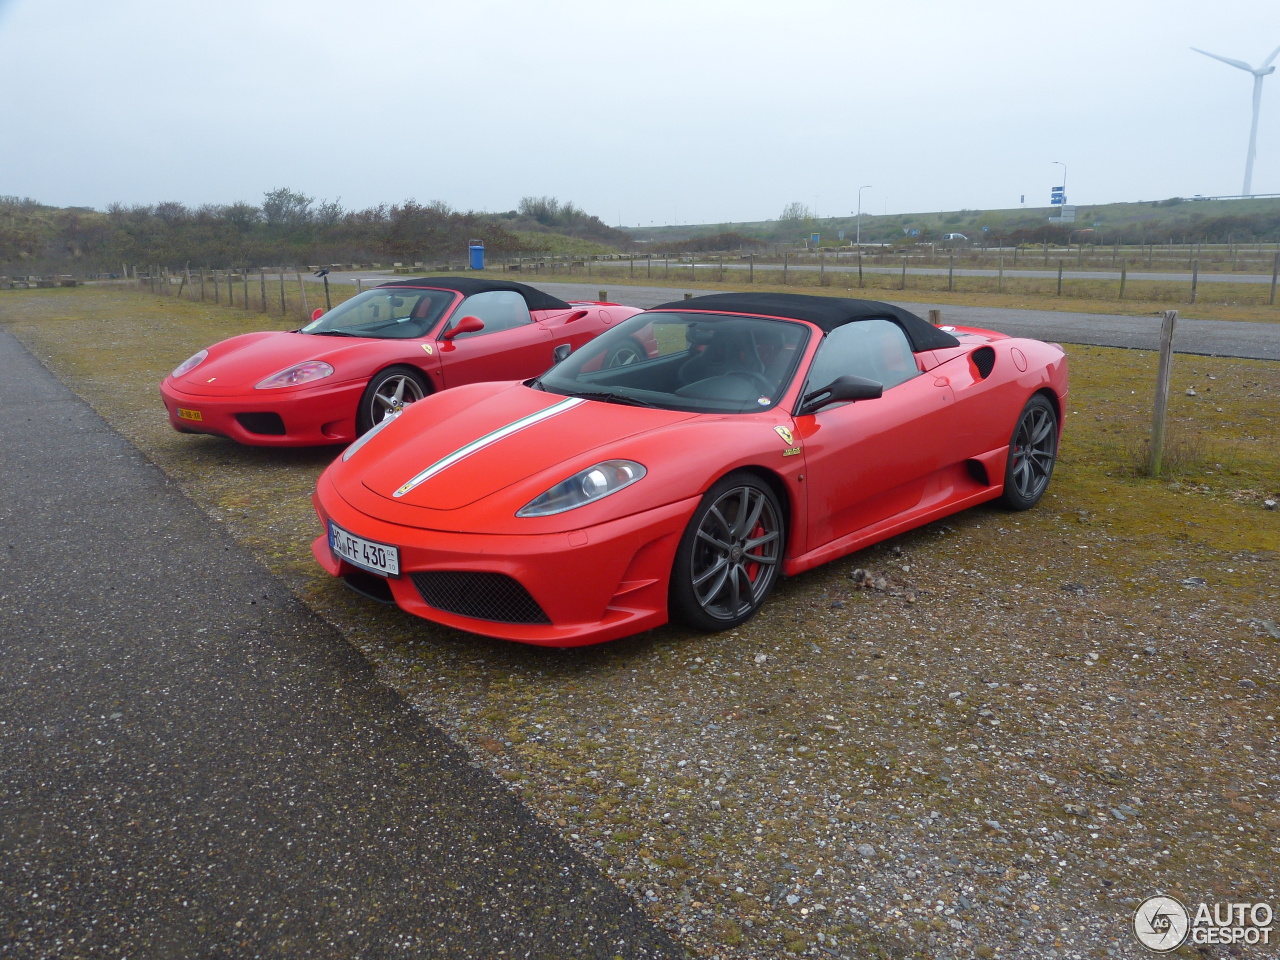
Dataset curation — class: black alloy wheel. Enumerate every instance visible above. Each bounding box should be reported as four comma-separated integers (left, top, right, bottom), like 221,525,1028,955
671,472,785,631
1001,394,1058,510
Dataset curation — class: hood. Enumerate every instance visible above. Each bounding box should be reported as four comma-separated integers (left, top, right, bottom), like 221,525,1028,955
171,330,370,395
355,385,695,511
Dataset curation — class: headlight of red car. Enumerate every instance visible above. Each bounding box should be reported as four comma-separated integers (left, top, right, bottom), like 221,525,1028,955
255,361,335,390
516,460,646,517
171,348,208,378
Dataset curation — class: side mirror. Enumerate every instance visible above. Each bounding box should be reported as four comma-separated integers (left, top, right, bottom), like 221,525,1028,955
441,315,484,340
797,375,883,415
311,307,324,321
552,343,572,363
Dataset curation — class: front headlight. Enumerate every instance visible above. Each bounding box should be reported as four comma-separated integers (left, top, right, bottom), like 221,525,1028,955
516,460,646,517
255,360,334,389
171,348,208,378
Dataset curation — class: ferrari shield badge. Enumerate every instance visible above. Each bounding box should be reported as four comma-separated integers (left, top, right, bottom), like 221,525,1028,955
421,344,434,355
774,425,801,457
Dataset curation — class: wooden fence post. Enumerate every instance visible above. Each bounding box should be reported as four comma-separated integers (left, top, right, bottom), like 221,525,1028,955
1119,265,1127,300
260,269,267,311
1057,261,1063,296
900,256,907,290
998,255,1004,293
1190,260,1198,303
948,253,954,292
199,268,206,301
1147,310,1179,477
647,255,652,279
749,253,754,284
297,271,308,317
928,308,942,326
278,269,286,314
243,272,249,310
1270,250,1279,306
213,269,220,304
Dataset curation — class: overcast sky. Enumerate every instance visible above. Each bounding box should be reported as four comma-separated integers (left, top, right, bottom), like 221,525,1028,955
1,0,1278,225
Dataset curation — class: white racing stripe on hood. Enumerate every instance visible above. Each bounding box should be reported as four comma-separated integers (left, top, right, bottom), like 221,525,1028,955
392,396,586,499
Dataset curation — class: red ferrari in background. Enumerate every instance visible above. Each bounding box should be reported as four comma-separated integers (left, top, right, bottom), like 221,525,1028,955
159,277,642,446
311,292,1068,646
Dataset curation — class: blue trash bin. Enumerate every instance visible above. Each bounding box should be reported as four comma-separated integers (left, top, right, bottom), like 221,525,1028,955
468,240,485,270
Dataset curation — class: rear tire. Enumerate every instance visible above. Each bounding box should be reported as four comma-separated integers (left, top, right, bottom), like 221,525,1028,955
1000,394,1058,510
357,366,429,435
670,472,785,631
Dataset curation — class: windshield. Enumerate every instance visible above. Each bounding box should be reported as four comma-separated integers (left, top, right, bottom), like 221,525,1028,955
301,288,455,339
540,311,810,413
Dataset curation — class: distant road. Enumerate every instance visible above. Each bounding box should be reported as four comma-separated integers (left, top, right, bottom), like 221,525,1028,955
307,272,1280,361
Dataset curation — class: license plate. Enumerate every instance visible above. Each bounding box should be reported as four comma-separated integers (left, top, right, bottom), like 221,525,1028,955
176,407,203,422
329,521,400,577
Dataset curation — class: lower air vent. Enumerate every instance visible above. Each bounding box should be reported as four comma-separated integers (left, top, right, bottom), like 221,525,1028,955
411,571,550,624
971,346,996,379
235,412,286,435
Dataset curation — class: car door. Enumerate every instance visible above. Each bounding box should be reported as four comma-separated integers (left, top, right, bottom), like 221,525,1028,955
435,290,554,387
794,318,959,549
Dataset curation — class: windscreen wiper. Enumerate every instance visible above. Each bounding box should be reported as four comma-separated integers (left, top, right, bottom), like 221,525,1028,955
571,389,656,408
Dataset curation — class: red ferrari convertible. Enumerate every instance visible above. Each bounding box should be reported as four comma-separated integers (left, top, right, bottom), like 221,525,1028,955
311,292,1068,646
159,277,642,446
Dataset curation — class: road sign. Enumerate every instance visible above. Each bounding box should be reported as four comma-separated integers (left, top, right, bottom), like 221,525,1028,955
1051,186,1066,206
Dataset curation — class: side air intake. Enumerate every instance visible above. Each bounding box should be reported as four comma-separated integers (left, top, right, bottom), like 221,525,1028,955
971,346,996,379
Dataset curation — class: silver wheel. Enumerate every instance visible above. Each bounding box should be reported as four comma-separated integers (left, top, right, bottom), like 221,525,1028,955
357,366,429,434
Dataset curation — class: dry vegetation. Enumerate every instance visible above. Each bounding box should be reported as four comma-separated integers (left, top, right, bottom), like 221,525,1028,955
2,287,1277,960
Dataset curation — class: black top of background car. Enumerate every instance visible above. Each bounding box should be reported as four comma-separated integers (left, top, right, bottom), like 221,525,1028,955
648,292,961,352
378,276,572,312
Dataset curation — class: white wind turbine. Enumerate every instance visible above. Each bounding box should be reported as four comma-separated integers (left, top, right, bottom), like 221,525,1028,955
1191,43,1280,196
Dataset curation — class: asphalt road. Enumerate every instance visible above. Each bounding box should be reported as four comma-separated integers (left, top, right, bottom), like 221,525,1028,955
311,272,1280,361
532,281,1280,362
0,329,680,959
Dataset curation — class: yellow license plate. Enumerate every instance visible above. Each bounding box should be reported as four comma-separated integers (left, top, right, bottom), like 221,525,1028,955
176,408,203,422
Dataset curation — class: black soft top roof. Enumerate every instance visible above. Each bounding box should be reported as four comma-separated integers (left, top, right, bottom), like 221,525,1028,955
648,292,960,352
379,276,571,311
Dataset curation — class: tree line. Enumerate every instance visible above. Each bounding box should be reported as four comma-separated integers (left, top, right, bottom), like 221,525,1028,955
0,190,632,275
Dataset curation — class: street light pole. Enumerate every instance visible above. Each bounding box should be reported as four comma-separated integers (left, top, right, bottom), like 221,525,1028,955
855,184,872,247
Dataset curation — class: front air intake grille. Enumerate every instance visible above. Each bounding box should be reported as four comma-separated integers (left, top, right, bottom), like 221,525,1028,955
235,412,286,435
971,346,996,379
410,571,550,624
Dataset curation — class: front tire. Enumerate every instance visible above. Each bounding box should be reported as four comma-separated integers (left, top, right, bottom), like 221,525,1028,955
1000,394,1058,510
670,472,785,631
357,366,429,434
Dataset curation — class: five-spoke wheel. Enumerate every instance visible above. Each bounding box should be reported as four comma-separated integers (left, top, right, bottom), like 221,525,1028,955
671,472,785,630
1001,394,1058,510
357,366,429,434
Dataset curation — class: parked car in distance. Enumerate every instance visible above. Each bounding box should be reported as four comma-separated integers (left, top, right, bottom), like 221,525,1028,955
159,277,642,446
942,233,968,241
310,292,1068,647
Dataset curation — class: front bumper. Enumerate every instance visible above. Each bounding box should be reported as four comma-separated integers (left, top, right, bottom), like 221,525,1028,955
159,378,365,446
311,471,697,646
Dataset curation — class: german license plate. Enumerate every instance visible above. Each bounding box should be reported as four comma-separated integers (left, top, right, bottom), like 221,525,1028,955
176,407,203,421
329,521,400,577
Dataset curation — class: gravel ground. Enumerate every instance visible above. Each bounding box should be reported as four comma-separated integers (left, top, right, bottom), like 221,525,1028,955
3,288,1278,959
